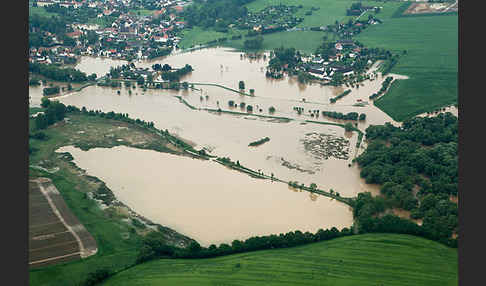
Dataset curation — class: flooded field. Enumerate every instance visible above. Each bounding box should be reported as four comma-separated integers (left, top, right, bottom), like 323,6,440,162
57,47,405,197
57,145,354,246
29,81,84,107
74,56,127,78
49,47,405,243
74,47,401,129
58,84,379,197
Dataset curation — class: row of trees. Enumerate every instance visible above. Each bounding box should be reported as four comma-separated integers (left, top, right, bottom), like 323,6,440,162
369,76,393,100
322,111,366,121
330,89,352,103
137,226,353,263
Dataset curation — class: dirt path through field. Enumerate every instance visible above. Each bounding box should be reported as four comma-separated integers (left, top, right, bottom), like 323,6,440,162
32,178,97,260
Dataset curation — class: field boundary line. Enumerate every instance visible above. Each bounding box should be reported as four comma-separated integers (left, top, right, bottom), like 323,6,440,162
35,178,98,259
29,252,81,266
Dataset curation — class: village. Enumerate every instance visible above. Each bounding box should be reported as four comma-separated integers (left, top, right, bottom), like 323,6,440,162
29,0,192,65
265,37,391,88
234,4,304,34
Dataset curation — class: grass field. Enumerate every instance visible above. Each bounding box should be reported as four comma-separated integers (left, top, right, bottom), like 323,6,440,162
104,233,458,286
354,2,458,121
29,6,56,17
129,9,155,17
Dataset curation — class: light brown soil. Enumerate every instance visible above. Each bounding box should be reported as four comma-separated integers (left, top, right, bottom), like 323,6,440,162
404,2,451,15
29,178,97,268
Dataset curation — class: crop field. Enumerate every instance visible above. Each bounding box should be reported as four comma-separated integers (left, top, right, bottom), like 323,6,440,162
354,3,457,121
178,26,243,50
104,233,457,286
29,178,97,268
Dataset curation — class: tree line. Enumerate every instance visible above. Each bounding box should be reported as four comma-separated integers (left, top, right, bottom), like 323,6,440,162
369,76,393,100
136,226,353,264
330,89,352,103
322,111,366,121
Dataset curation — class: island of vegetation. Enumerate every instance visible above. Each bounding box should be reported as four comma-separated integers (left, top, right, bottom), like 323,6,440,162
248,137,270,147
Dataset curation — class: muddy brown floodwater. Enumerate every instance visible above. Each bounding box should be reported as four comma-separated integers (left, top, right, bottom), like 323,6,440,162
52,47,409,243
57,145,354,247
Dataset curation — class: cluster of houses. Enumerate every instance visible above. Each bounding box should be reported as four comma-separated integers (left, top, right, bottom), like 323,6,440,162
234,5,304,33
29,45,78,65
301,40,371,81
30,0,192,64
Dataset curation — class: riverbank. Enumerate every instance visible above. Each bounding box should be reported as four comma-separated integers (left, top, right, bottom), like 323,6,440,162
29,111,200,285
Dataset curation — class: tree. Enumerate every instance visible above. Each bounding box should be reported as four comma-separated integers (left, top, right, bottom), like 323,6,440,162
162,64,172,71
268,106,276,113
239,80,245,90
310,183,317,190
249,88,255,95
137,76,145,85
344,122,354,132
246,105,253,112
40,97,51,108
35,114,48,130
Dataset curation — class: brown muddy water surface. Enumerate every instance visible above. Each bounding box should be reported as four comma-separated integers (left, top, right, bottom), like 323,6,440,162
57,145,353,246
53,47,405,243
59,48,403,197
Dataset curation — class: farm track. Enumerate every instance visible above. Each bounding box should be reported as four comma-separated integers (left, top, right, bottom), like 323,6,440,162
29,178,98,268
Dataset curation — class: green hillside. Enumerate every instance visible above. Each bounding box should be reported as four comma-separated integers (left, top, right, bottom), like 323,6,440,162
104,233,458,286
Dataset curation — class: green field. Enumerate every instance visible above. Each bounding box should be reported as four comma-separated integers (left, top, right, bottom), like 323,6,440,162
178,26,246,49
104,233,457,286
29,6,56,17
129,9,156,17
354,3,458,121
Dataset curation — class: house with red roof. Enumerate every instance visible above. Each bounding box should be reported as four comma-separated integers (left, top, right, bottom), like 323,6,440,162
66,30,82,39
